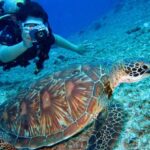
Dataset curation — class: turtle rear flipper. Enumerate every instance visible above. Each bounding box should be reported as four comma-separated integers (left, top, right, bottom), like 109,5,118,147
86,104,125,150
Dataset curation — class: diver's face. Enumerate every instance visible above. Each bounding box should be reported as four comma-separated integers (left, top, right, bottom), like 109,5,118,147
22,16,44,27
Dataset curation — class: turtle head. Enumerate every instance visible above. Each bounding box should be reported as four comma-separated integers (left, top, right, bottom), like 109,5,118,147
110,62,150,89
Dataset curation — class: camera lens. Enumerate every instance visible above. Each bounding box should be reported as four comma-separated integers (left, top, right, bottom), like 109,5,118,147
37,31,44,38
30,28,48,43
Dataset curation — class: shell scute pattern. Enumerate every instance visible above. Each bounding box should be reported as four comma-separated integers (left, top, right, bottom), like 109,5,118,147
0,64,108,149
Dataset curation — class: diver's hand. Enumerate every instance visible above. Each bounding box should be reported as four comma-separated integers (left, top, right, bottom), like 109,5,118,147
21,28,33,49
75,40,95,55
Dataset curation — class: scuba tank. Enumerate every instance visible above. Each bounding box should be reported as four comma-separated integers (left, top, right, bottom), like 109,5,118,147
0,0,26,14
0,0,28,21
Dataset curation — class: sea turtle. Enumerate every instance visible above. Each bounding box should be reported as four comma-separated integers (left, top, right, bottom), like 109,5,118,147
0,61,149,150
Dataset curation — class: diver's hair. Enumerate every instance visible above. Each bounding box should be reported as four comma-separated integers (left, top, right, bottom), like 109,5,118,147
16,1,48,23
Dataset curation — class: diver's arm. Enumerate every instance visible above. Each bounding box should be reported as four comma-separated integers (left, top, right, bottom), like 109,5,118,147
54,34,80,53
0,41,27,63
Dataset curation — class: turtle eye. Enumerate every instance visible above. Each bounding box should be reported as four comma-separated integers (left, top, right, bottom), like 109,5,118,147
138,64,149,75
142,65,148,70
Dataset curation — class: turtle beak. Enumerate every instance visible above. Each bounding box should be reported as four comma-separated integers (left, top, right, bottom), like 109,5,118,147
145,69,150,74
145,64,150,74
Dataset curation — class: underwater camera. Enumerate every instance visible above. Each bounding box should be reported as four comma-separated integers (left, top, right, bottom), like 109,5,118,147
29,25,49,43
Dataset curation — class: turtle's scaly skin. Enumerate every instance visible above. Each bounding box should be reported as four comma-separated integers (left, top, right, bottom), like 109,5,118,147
0,140,16,150
0,65,112,149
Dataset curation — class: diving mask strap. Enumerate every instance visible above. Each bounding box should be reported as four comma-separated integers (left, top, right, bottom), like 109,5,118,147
0,14,12,20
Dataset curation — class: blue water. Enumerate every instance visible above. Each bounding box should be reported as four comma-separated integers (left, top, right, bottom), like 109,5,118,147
0,0,150,150
36,0,119,36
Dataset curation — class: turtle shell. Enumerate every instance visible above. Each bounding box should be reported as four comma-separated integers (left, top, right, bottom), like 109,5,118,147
0,65,111,149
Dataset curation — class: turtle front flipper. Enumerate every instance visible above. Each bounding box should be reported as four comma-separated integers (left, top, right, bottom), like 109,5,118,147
86,103,125,150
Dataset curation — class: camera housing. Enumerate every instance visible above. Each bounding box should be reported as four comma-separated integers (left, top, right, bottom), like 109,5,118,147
29,25,49,43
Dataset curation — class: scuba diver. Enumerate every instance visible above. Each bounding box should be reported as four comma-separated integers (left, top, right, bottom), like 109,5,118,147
0,0,89,74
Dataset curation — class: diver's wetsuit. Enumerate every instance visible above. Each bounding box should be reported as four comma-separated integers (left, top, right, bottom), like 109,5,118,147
0,16,55,74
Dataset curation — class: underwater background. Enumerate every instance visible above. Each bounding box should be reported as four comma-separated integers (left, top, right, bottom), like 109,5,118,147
0,0,150,149
36,0,119,36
